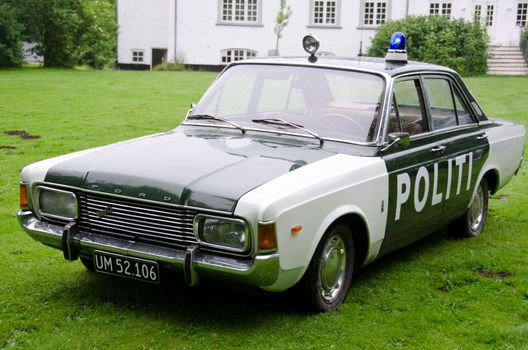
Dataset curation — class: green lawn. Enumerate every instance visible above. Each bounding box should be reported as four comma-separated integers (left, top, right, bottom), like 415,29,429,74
0,69,527,349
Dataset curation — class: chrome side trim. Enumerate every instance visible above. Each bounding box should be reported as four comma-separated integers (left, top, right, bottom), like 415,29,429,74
17,211,280,287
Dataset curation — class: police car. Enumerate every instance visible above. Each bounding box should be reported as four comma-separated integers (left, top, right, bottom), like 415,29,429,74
17,33,525,312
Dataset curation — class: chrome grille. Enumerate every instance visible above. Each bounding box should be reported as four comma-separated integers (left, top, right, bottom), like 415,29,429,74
77,193,199,249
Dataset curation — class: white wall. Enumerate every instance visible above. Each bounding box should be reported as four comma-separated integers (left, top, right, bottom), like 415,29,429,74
117,0,171,66
118,0,527,67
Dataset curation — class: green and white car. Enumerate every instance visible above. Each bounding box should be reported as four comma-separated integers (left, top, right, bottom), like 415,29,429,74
18,35,525,312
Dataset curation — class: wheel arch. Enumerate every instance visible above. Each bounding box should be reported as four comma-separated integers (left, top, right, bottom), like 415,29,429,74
335,213,370,271
297,209,372,285
482,169,499,195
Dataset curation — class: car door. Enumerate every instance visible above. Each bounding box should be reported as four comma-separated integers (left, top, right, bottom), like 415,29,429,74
380,76,445,254
420,74,489,222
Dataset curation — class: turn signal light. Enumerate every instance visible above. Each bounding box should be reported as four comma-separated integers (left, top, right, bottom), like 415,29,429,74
258,222,277,252
291,225,303,236
20,184,29,209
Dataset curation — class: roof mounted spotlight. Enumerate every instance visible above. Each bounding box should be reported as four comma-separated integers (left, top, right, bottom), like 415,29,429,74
303,35,320,63
385,31,408,63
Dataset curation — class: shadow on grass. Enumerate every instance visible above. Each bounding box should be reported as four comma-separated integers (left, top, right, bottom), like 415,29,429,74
42,228,456,325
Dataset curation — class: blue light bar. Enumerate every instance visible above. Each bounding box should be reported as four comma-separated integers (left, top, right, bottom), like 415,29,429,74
385,31,408,63
389,32,406,51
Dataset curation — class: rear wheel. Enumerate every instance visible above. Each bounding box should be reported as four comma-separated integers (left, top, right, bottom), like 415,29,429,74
451,178,489,237
298,223,355,312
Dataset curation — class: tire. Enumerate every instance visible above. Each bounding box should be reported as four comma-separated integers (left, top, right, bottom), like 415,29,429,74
451,178,489,238
80,257,95,272
298,223,355,312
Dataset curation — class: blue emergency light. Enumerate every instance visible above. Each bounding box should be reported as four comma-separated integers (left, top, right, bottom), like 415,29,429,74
385,31,408,63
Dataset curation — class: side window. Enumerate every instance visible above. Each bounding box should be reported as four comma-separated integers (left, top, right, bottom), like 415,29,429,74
423,77,473,130
388,79,426,136
453,88,473,125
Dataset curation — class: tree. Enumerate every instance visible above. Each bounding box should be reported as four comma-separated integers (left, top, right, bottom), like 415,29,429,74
274,0,293,55
0,2,23,67
6,0,116,68
20,0,81,68
75,0,117,69
368,16,488,76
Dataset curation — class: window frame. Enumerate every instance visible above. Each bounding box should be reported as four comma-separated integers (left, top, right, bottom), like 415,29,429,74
485,4,494,26
131,50,145,63
387,76,429,137
420,74,477,133
220,48,257,64
309,0,342,28
359,0,390,29
517,2,528,27
429,2,452,18
474,4,482,23
217,0,263,26
385,73,478,141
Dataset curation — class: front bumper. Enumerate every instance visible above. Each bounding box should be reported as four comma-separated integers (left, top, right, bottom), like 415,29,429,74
17,210,279,287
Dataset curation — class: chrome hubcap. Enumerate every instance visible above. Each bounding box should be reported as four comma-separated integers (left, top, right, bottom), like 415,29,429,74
318,235,347,303
469,185,485,231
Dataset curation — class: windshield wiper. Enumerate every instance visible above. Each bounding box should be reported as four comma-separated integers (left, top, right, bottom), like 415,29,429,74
252,118,324,146
187,114,246,134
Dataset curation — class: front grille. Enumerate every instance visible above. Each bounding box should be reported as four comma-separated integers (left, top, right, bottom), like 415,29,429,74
77,193,199,249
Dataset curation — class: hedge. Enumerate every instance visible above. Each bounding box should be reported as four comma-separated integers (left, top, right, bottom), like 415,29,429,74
368,16,488,76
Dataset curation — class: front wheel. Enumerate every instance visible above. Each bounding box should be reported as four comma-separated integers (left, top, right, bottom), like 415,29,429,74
298,224,355,312
451,178,489,237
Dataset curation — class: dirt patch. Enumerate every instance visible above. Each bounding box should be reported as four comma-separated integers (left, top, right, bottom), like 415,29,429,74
481,271,512,280
4,130,41,139
492,195,510,201
0,145,16,149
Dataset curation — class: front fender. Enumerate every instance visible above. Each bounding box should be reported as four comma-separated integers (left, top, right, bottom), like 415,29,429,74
235,153,389,291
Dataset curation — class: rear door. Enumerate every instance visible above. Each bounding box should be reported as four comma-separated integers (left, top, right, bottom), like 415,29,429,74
421,74,489,222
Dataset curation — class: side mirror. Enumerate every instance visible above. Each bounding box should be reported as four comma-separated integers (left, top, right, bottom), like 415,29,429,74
382,132,410,152
186,103,196,118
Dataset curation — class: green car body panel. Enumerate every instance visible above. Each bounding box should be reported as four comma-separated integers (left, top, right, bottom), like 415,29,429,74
44,126,337,213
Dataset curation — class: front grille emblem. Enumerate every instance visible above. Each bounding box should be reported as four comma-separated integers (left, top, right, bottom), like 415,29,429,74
96,206,113,218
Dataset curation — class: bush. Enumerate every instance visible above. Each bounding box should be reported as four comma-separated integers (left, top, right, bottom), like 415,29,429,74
153,63,187,71
368,16,488,76
0,3,23,67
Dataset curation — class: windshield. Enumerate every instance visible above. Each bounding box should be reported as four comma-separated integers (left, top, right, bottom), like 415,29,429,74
191,64,386,143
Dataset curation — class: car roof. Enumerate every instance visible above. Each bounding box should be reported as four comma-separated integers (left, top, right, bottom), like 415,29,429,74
233,56,457,78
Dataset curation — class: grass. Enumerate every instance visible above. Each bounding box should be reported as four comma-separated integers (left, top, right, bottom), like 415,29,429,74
0,69,527,349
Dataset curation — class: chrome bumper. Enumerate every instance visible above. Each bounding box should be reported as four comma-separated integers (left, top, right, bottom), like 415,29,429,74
17,211,279,287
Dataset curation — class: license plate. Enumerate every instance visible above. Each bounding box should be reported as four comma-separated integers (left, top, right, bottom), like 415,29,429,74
93,251,160,284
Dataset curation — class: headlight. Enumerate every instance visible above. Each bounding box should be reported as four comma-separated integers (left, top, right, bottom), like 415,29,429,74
193,214,250,252
36,186,78,220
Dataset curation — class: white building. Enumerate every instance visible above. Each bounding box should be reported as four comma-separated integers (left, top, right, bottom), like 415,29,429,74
117,0,528,70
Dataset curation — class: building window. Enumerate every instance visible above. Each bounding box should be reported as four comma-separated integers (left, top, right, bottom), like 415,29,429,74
474,4,482,22
430,2,451,18
363,1,387,26
517,2,528,26
221,49,257,63
132,50,144,63
486,5,494,26
220,0,259,23
312,0,339,25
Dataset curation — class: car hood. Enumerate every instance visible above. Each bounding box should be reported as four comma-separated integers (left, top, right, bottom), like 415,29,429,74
45,126,337,212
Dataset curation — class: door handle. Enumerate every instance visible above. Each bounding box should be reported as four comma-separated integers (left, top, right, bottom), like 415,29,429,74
431,145,446,154
477,133,488,140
